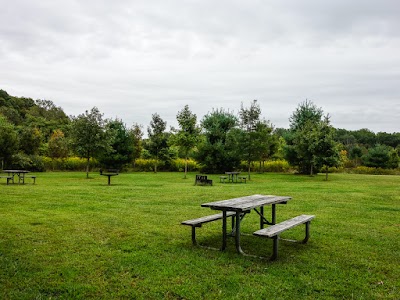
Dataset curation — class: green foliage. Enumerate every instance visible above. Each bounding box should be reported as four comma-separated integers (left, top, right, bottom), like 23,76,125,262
17,126,43,155
196,109,240,173
146,113,169,173
362,144,397,169
26,99,70,139
9,153,45,171
289,99,323,131
98,119,134,169
132,158,200,172
236,100,277,179
0,90,35,125
0,114,18,167
313,118,341,178
70,107,110,177
47,129,69,159
284,101,340,175
42,156,99,171
240,159,292,173
171,105,201,178
130,123,143,163
350,166,400,175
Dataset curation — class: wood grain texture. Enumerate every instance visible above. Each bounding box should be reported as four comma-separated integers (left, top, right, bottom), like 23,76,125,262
253,214,315,237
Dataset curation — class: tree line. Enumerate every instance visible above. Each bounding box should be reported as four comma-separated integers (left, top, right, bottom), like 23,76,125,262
1,89,399,177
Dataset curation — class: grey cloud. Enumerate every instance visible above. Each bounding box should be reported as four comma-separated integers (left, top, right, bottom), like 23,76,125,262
1,0,399,133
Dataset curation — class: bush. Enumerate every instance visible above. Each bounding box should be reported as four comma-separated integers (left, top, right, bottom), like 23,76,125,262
132,158,200,172
133,158,162,172
42,156,99,171
9,153,45,171
240,159,292,173
349,166,400,175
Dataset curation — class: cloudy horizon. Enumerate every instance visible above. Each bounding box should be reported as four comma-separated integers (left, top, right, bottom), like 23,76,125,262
1,0,399,133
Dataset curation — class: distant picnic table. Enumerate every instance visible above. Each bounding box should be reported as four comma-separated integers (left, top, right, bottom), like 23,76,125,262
220,172,247,183
1,170,36,184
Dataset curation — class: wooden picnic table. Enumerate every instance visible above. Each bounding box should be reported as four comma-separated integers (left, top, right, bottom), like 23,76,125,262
2,170,30,184
201,194,292,255
225,171,240,183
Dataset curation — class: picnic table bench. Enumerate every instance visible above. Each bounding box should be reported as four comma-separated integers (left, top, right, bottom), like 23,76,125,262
194,174,212,186
181,211,237,245
253,214,315,260
27,175,37,184
0,175,13,185
239,176,247,183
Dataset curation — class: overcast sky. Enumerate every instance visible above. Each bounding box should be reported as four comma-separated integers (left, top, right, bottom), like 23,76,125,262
1,0,399,133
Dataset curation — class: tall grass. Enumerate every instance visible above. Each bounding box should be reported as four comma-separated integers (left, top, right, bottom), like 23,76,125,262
0,172,399,299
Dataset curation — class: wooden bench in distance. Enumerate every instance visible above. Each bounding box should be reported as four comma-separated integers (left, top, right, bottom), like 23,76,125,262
253,214,315,260
29,176,37,184
181,211,236,245
239,176,247,183
219,176,227,183
0,176,13,185
194,175,212,186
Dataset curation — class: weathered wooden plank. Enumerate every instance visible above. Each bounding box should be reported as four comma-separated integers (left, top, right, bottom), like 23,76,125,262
201,194,292,211
253,214,315,237
181,211,236,227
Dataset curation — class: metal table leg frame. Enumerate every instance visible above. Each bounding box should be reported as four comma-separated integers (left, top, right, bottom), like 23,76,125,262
271,236,279,260
221,211,227,250
302,221,311,243
191,226,198,245
235,212,245,255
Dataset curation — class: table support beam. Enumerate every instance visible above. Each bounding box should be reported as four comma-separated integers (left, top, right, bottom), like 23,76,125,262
235,212,244,255
221,211,227,250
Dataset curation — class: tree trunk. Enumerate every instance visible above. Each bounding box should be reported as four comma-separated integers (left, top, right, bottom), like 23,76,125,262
184,156,187,179
86,157,90,178
154,153,158,173
310,164,313,176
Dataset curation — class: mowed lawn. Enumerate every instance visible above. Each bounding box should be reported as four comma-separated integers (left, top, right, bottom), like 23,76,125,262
0,172,399,299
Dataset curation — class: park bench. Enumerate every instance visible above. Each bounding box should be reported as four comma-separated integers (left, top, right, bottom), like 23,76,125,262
239,176,247,183
29,176,37,184
253,214,315,260
194,174,212,186
181,211,237,245
219,176,228,183
0,176,13,185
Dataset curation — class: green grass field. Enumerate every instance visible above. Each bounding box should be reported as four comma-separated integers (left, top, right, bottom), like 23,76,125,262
1,172,399,299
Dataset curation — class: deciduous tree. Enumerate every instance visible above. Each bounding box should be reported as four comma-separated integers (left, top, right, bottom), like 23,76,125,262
196,109,240,173
0,114,18,168
284,100,340,176
146,113,168,173
171,105,200,178
130,123,143,167
48,129,69,160
70,107,110,178
238,100,275,179
98,119,134,169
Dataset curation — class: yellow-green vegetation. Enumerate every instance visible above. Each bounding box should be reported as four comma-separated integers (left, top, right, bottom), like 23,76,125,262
1,172,399,299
